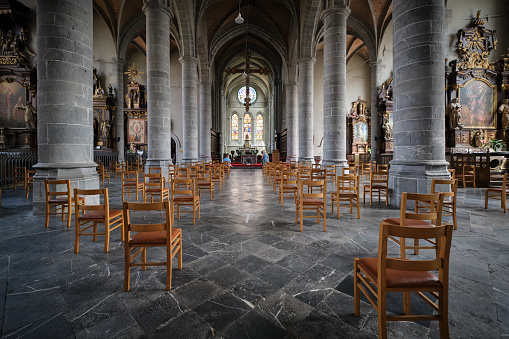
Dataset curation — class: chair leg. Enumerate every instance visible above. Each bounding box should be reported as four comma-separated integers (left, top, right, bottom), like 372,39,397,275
74,222,80,253
438,289,449,339
378,292,388,339
104,222,110,253
67,204,72,227
403,292,411,315
142,247,147,271
166,248,172,291
45,205,50,228
354,260,360,316
400,237,406,259
124,247,131,292
503,193,507,213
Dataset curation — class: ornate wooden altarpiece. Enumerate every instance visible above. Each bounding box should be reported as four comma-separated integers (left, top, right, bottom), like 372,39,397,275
93,68,116,150
0,0,37,150
347,96,370,154
378,77,393,155
124,79,147,152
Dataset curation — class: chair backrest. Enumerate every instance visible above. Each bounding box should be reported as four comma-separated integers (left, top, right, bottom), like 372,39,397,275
377,164,389,172
299,179,326,200
197,169,212,182
171,178,195,197
342,164,357,176
378,223,453,283
25,170,36,183
431,179,457,201
123,200,172,240
15,167,26,177
311,168,326,180
176,167,190,179
144,173,164,186
369,170,388,187
45,179,72,201
448,168,455,180
400,192,443,226
122,170,139,184
336,175,359,195
74,188,109,217
149,167,162,174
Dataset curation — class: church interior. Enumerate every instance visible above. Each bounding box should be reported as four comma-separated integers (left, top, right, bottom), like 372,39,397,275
0,0,508,338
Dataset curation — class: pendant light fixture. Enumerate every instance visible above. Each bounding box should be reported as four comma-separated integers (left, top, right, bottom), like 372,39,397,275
235,0,244,24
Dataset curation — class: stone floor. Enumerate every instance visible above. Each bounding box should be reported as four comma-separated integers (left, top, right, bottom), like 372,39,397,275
0,169,508,338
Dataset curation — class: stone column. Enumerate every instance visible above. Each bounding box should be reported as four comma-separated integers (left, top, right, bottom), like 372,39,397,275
199,82,212,161
298,57,315,162
285,82,298,162
321,3,350,168
389,0,449,206
181,56,199,163
143,0,173,173
33,0,98,214
111,59,125,160
370,59,382,162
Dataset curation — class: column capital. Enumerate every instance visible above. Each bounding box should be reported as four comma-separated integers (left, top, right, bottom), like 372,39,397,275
179,56,199,66
321,5,351,21
142,0,173,19
297,57,316,66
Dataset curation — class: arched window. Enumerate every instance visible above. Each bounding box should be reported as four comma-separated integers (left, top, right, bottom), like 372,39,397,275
231,114,239,140
256,114,263,141
243,114,251,140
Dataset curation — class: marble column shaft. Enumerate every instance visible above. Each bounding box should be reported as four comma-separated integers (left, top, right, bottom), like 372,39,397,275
390,0,449,205
370,59,382,162
181,57,199,163
111,59,125,160
143,0,173,173
285,82,298,162
199,82,212,162
33,0,98,213
298,58,315,162
321,5,350,167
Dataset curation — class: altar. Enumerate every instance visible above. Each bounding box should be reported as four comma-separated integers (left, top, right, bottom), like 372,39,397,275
239,147,257,165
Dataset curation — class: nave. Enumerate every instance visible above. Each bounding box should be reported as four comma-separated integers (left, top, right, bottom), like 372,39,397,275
0,169,507,338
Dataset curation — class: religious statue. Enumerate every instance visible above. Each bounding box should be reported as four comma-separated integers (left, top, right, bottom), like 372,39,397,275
382,114,392,139
129,142,136,152
445,98,464,130
125,93,131,109
108,84,113,96
499,99,509,130
473,129,487,148
0,130,6,149
244,97,251,112
17,101,37,130
99,117,110,138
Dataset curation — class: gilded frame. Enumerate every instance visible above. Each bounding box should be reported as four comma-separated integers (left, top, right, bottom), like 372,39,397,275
0,79,26,129
458,78,497,129
353,121,368,144
127,118,146,144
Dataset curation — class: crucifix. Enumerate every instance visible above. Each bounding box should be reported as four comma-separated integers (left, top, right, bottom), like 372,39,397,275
225,48,269,112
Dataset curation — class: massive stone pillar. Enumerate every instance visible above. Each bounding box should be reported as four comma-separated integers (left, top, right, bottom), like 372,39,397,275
389,0,449,206
181,56,199,163
112,59,125,160
298,57,315,162
370,59,382,162
33,0,98,214
285,82,298,162
199,82,212,161
321,2,350,167
143,0,173,173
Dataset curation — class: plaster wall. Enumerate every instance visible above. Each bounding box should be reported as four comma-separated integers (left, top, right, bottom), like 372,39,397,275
92,12,116,89
377,22,393,84
345,54,371,115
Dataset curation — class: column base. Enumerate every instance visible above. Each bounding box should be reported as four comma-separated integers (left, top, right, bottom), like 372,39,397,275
32,163,100,215
298,157,314,163
388,160,450,207
322,159,348,167
182,157,198,163
199,155,212,162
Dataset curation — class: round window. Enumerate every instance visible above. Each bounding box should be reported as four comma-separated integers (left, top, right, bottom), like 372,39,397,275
238,86,257,104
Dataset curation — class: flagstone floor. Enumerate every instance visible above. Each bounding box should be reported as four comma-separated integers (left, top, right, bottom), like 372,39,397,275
0,169,507,338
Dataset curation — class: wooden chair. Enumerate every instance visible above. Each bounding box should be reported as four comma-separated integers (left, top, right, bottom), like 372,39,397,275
343,163,357,176
325,165,336,185
354,223,453,339
74,188,123,253
279,168,298,206
171,178,200,224
485,173,508,213
14,167,26,190
361,163,371,181
458,164,476,188
211,166,222,190
168,165,178,186
222,161,231,179
25,170,35,199
377,164,389,172
96,164,110,186
295,179,327,232
45,179,84,228
448,168,455,180
331,175,360,219
114,162,125,181
123,200,182,291
382,192,443,258
432,179,458,229
143,173,169,203
122,170,144,201
363,170,389,206
196,169,214,200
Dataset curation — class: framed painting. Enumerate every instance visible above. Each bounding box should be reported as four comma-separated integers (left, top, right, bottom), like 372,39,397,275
458,79,497,129
0,80,26,129
127,118,145,144
353,122,368,144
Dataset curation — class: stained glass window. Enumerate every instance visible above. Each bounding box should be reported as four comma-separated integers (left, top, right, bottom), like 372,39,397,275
237,86,257,104
231,114,239,140
243,114,251,140
256,114,263,141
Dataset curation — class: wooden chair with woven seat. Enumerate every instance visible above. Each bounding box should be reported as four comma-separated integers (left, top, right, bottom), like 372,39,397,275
123,200,182,291
143,173,169,203
114,162,125,181
171,178,200,224
196,168,214,200
325,165,336,186
14,167,26,190
25,170,35,199
97,164,110,186
354,223,453,339
74,188,123,253
457,164,476,188
295,179,327,232
485,173,508,213
382,192,444,258
45,179,84,228
331,174,360,219
279,168,298,206
122,170,144,201
361,162,371,181
210,165,223,191
432,179,458,229
363,170,389,206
